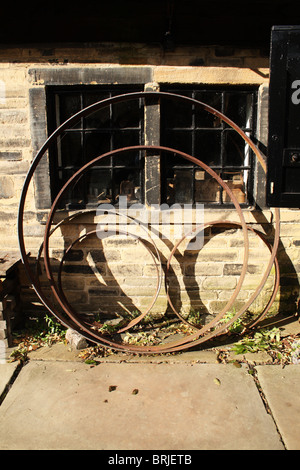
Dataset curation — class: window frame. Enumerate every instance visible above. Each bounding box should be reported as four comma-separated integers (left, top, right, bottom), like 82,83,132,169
28,66,153,215
28,67,268,219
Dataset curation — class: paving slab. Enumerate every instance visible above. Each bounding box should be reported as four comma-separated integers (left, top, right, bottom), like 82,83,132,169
26,342,221,364
26,342,83,362
0,361,283,450
256,365,300,450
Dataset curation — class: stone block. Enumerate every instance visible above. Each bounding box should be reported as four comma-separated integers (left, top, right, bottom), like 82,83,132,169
223,264,262,275
185,262,223,276
0,151,22,161
88,287,120,296
123,276,158,288
52,249,84,262
193,249,238,262
0,328,7,340
153,66,269,85
0,176,14,198
108,264,143,277
202,276,237,290
0,109,27,125
64,291,88,304
208,300,245,314
65,328,88,350
28,66,153,86
89,249,121,262
121,247,153,263
63,264,101,275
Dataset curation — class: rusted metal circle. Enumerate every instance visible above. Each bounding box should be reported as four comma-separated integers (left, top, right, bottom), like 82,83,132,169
161,207,280,354
37,208,164,333
34,208,164,342
166,220,280,333
56,228,162,334
42,145,249,351
17,91,280,353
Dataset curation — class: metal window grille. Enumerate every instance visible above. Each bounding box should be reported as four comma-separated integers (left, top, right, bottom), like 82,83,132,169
47,85,144,208
160,86,257,206
47,85,257,208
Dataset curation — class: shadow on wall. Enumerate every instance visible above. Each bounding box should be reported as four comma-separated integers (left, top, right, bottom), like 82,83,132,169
252,210,300,317
18,211,299,338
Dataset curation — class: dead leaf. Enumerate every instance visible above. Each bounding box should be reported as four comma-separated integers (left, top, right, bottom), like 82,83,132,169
213,378,221,386
232,361,242,368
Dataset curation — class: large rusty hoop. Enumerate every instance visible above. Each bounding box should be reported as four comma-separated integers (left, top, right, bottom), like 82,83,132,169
18,91,280,353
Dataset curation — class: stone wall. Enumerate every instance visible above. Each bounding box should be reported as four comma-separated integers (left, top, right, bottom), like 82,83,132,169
0,43,298,327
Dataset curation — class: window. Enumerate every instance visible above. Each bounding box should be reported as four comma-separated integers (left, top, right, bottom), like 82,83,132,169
160,86,257,206
47,85,144,208
46,84,257,209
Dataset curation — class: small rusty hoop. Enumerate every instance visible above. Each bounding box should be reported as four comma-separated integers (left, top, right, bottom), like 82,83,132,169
56,228,162,334
42,145,249,351
166,220,280,333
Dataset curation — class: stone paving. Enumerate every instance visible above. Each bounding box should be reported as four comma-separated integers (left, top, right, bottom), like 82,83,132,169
0,336,300,450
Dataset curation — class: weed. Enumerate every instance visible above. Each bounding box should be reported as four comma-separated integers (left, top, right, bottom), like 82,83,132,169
44,314,66,339
9,346,28,363
186,310,203,327
219,309,245,334
231,327,281,355
10,313,67,362
99,323,119,335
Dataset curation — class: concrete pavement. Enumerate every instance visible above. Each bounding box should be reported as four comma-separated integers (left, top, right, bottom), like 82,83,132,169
0,341,299,450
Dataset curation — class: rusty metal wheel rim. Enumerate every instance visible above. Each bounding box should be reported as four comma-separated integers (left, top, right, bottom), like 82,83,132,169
166,220,280,333
17,90,280,354
42,145,249,352
56,228,162,334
